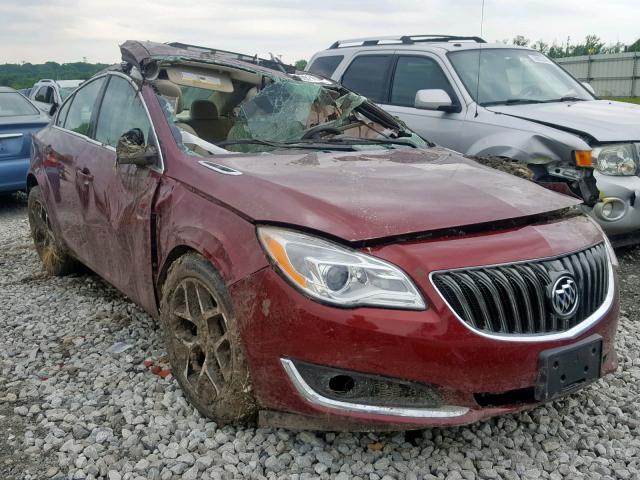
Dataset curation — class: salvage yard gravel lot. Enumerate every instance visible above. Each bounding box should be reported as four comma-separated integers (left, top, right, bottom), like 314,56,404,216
1,192,639,480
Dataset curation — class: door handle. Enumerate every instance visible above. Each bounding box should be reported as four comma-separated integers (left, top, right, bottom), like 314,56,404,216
76,167,94,184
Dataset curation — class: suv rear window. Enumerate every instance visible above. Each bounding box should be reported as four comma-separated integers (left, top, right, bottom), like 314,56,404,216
307,55,344,78
341,55,393,103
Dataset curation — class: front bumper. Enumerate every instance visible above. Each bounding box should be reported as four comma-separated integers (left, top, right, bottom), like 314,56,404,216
230,217,619,429
586,172,640,244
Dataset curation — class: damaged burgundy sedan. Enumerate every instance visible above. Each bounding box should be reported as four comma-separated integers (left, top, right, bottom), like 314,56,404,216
27,41,619,430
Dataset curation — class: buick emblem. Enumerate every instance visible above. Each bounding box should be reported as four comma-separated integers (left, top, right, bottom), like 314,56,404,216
550,274,579,319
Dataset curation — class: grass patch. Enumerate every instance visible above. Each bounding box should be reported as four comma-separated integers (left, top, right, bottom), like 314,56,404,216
605,97,640,104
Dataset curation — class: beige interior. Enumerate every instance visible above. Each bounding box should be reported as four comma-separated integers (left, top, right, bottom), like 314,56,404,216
166,66,234,93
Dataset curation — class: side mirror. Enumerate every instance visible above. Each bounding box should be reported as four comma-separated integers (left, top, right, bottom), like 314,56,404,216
414,89,456,112
582,82,596,95
48,103,58,117
116,128,158,167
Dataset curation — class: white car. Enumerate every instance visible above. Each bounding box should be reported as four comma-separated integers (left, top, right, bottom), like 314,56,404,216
29,79,83,116
308,35,640,245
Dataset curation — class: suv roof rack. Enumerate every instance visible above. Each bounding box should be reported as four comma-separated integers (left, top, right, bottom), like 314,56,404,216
166,42,296,74
329,35,486,49
37,79,56,83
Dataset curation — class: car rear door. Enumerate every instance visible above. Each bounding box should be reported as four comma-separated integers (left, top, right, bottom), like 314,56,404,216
42,76,107,260
78,73,161,313
339,52,396,110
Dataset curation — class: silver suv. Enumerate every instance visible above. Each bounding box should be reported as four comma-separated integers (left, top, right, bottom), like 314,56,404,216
308,35,640,245
29,79,83,116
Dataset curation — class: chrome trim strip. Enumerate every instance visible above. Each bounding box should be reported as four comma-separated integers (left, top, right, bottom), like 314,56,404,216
280,358,470,419
429,254,615,343
198,160,243,176
0,133,23,139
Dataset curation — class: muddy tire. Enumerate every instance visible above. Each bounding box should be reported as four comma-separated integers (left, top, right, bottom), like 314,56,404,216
27,186,79,276
160,253,257,425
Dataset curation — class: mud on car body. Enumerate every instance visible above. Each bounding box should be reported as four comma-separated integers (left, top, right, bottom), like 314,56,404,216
27,40,619,430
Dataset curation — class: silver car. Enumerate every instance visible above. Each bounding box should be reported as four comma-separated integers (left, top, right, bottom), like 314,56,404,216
29,79,83,116
308,35,640,245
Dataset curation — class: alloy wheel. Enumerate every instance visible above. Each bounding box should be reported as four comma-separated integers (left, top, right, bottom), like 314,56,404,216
167,277,234,406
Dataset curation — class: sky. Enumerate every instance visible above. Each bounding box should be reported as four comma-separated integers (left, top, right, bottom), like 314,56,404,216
1,0,639,65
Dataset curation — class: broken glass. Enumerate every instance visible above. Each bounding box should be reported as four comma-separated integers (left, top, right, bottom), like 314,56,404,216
226,80,369,152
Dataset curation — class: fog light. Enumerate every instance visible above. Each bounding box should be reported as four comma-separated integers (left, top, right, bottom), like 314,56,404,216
328,375,355,393
291,359,441,408
595,197,627,222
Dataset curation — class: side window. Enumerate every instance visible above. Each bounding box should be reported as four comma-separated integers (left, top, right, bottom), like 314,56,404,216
34,87,49,103
65,77,106,136
341,55,393,103
390,56,457,107
95,76,153,148
56,97,72,127
307,55,344,78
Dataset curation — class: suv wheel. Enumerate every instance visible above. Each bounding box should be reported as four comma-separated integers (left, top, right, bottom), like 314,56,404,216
28,186,79,276
160,253,257,424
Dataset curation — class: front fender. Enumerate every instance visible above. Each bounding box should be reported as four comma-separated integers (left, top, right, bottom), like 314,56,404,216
154,179,269,296
468,131,571,165
468,110,591,165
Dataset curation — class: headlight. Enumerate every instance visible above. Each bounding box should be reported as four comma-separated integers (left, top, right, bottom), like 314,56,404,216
257,226,426,310
593,144,638,176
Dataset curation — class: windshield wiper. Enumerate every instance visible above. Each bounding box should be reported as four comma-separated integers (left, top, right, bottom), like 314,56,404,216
483,99,547,106
548,96,586,103
216,139,359,151
287,137,418,148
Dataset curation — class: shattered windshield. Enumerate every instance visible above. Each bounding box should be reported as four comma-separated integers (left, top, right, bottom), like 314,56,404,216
449,48,593,106
153,66,424,156
227,82,374,152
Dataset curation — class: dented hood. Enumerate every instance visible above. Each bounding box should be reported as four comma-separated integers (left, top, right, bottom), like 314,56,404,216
194,148,580,242
488,100,640,142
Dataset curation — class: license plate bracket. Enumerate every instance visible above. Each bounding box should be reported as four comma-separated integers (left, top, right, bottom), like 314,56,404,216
535,335,602,401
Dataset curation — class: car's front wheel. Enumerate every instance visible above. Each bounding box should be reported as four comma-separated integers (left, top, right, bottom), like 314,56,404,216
160,253,257,425
27,185,79,276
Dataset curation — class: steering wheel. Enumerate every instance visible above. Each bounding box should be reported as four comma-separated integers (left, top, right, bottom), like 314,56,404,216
518,85,543,97
301,125,342,140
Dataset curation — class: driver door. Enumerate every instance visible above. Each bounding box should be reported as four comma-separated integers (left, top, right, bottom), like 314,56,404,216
79,74,160,313
382,54,467,149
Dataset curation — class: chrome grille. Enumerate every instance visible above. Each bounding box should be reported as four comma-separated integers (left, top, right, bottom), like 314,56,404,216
432,244,609,335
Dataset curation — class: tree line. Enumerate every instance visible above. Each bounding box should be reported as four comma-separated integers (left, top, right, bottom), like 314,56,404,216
3,35,639,90
0,61,109,90
510,35,640,58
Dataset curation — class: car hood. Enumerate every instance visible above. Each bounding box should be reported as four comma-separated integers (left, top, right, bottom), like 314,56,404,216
488,100,640,143
196,147,580,242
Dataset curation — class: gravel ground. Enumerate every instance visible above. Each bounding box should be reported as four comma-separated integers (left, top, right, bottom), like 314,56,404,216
1,192,639,480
